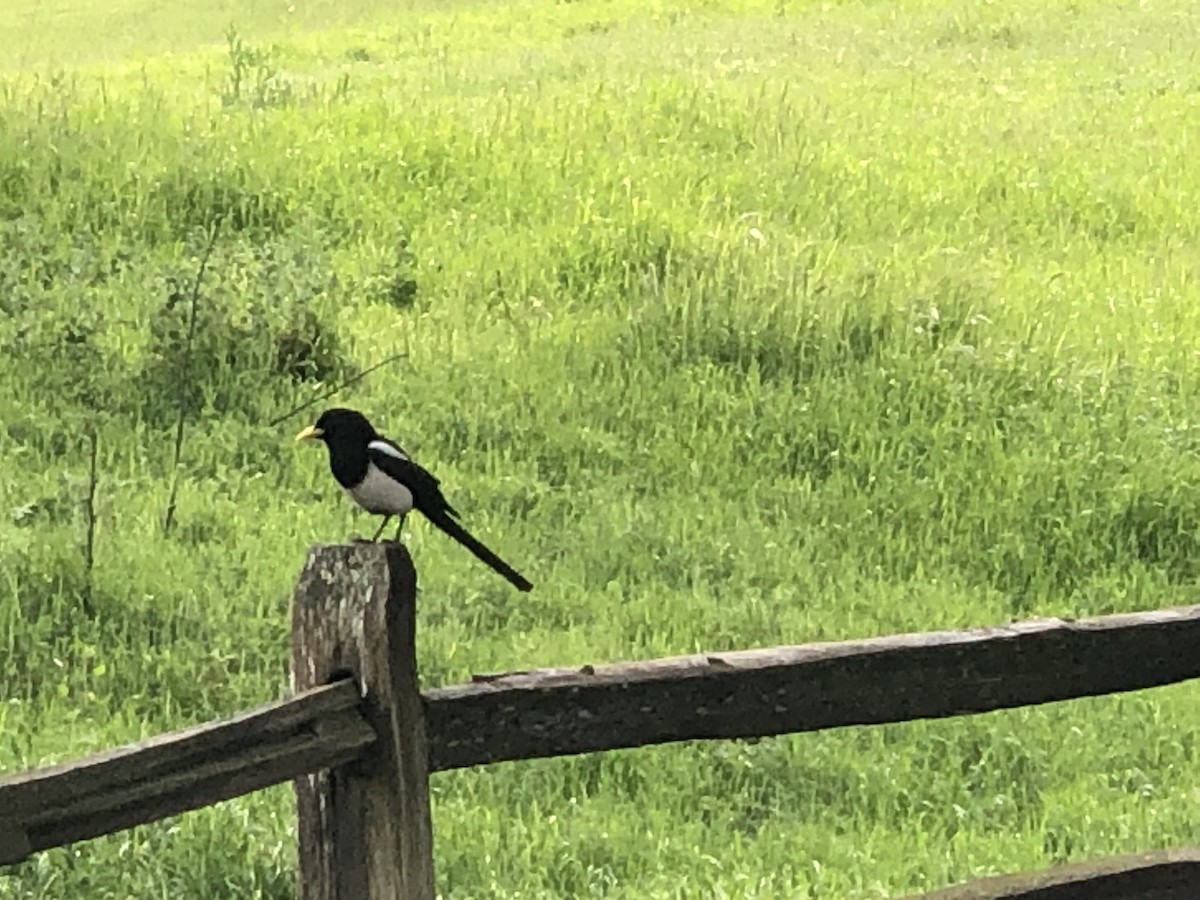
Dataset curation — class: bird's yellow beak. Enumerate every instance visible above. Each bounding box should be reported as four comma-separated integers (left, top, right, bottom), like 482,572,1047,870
295,425,324,442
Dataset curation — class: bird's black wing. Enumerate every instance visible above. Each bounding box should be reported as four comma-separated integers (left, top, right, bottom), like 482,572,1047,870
366,444,532,592
366,442,458,517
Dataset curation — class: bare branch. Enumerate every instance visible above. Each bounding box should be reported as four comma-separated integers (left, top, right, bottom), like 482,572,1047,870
162,223,221,535
267,351,408,429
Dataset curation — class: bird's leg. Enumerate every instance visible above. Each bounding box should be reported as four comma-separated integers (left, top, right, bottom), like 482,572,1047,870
393,513,407,544
370,516,392,542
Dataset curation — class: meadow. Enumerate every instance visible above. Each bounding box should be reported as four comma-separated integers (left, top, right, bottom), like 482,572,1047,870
2,0,1200,896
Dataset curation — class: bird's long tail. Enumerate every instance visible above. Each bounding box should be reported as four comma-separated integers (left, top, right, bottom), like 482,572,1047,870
429,513,533,592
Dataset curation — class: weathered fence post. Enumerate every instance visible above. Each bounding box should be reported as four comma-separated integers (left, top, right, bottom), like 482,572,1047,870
291,542,434,900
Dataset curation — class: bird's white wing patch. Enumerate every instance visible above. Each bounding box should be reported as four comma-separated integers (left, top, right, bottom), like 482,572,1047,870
368,439,410,461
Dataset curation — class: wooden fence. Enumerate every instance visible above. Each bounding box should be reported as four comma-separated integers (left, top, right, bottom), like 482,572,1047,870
3,542,1200,898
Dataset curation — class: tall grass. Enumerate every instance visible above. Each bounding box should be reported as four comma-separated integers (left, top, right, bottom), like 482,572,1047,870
2,0,1199,897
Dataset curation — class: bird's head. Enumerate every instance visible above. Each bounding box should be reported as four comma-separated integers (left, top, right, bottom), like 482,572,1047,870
295,408,377,450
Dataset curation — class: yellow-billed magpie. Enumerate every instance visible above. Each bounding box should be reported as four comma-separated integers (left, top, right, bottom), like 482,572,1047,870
296,407,533,592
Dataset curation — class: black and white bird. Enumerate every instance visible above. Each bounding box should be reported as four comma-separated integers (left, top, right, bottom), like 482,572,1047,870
296,407,533,592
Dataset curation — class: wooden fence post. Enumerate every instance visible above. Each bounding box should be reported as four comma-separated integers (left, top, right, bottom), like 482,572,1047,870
290,542,434,900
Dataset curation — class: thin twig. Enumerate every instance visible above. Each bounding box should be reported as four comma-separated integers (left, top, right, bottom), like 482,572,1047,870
266,351,408,428
82,423,99,618
163,223,221,536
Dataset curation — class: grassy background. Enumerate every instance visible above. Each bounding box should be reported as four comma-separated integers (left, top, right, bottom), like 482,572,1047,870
2,0,1199,896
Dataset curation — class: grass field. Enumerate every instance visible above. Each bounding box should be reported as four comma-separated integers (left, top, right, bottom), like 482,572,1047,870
2,0,1200,896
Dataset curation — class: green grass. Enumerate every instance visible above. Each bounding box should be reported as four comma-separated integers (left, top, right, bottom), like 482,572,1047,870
2,0,1200,896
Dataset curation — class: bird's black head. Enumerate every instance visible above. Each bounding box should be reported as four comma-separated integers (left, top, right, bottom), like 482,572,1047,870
295,407,378,450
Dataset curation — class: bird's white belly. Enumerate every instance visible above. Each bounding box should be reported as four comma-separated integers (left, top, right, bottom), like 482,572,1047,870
347,463,414,515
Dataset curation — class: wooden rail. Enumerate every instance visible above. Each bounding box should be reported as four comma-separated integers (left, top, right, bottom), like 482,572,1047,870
907,847,1200,900
0,679,371,867
424,604,1200,771
2,543,1198,899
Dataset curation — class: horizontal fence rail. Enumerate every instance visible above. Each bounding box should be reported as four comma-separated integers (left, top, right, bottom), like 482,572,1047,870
2,544,1199,899
907,847,1200,900
0,679,371,867
424,603,1200,771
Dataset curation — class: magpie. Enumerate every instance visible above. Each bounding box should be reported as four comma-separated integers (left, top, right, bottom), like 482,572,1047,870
296,407,533,592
